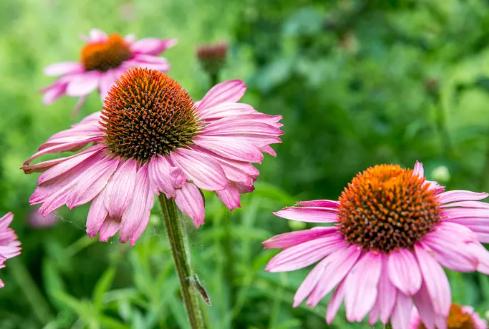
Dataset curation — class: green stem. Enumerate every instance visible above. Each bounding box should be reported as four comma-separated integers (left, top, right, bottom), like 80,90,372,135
210,72,219,87
158,195,206,329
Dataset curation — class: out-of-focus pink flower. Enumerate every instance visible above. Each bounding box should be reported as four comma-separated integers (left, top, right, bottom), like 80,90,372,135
41,28,176,115
0,213,21,288
196,42,227,76
28,206,58,229
23,68,283,245
264,162,489,329
410,303,487,329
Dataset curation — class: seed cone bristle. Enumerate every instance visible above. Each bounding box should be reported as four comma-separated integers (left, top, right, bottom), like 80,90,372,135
81,34,132,72
338,164,441,253
101,68,201,162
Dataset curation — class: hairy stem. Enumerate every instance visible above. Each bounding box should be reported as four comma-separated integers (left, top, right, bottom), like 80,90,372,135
158,195,207,329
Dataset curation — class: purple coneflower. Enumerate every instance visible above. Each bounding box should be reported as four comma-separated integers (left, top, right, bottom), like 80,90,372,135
0,213,21,287
24,68,283,245
264,162,489,329
410,304,487,329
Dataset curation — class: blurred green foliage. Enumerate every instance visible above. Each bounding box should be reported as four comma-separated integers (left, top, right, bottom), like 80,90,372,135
2,0,489,328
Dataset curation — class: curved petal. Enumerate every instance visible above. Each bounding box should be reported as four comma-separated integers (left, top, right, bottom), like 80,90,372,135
175,183,205,227
390,292,412,329
130,38,177,55
345,252,382,322
66,71,100,97
388,249,422,296
438,191,488,204
44,62,84,76
273,206,338,223
216,184,240,211
104,159,138,218
89,28,108,42
263,227,338,250
326,280,346,324
197,80,247,111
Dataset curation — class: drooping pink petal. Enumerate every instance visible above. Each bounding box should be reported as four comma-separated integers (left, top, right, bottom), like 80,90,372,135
391,292,412,329
372,254,398,324
438,191,489,204
44,62,84,76
388,249,422,296
326,280,346,324
197,80,247,111
273,206,338,223
306,245,362,308
175,183,205,228
0,214,14,230
66,157,119,209
119,165,154,245
171,149,228,191
86,190,109,239
216,184,241,211
415,244,451,317
130,38,177,55
99,217,121,242
193,135,264,163
148,154,179,197
265,234,345,272
42,82,68,104
412,282,438,329
441,201,489,209
99,70,118,100
344,252,382,322
263,227,338,249
104,159,138,218
66,71,101,97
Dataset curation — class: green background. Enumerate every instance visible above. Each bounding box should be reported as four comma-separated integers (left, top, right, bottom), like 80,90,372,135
1,0,489,328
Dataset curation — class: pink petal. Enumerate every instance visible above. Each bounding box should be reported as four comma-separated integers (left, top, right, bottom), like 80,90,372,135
0,213,14,229
119,165,154,245
199,102,258,120
413,161,424,177
44,62,84,76
265,234,344,272
442,208,489,219
171,149,228,191
202,119,284,138
306,245,362,308
345,252,382,322
438,191,488,204
390,292,412,329
99,70,118,101
86,190,109,238
412,282,438,329
130,38,177,55
216,184,241,211
148,154,178,197
89,28,108,42
296,200,339,208
388,249,422,296
66,71,100,97
326,280,346,324
99,217,120,242
263,227,338,249
197,80,247,111
273,206,338,223
376,254,398,323
415,244,451,316
441,201,489,209
175,183,205,227
104,159,138,218
194,135,264,163
66,157,119,209
42,82,67,104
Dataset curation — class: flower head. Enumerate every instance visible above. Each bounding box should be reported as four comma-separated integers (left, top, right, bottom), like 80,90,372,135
0,213,21,287
28,206,58,229
41,29,176,115
410,304,487,329
264,161,489,329
24,68,283,245
196,42,227,76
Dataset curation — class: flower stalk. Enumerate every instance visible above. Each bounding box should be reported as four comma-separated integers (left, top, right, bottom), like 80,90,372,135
158,195,207,329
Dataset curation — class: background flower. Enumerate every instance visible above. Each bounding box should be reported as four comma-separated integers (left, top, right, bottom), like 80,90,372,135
265,162,489,329
0,213,21,288
41,28,176,114
410,304,488,329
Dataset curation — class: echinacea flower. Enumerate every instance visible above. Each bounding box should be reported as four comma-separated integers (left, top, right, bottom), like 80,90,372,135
28,206,58,229
264,162,489,329
410,304,487,329
41,28,176,114
0,213,21,288
23,68,283,245
196,42,227,77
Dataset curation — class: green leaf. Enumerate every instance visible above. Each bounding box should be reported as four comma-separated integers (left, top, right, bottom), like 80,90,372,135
92,267,117,310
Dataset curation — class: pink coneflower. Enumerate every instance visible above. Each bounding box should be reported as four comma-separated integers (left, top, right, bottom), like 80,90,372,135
0,213,21,288
410,304,487,329
23,68,283,245
41,29,176,114
28,206,58,229
264,162,489,329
